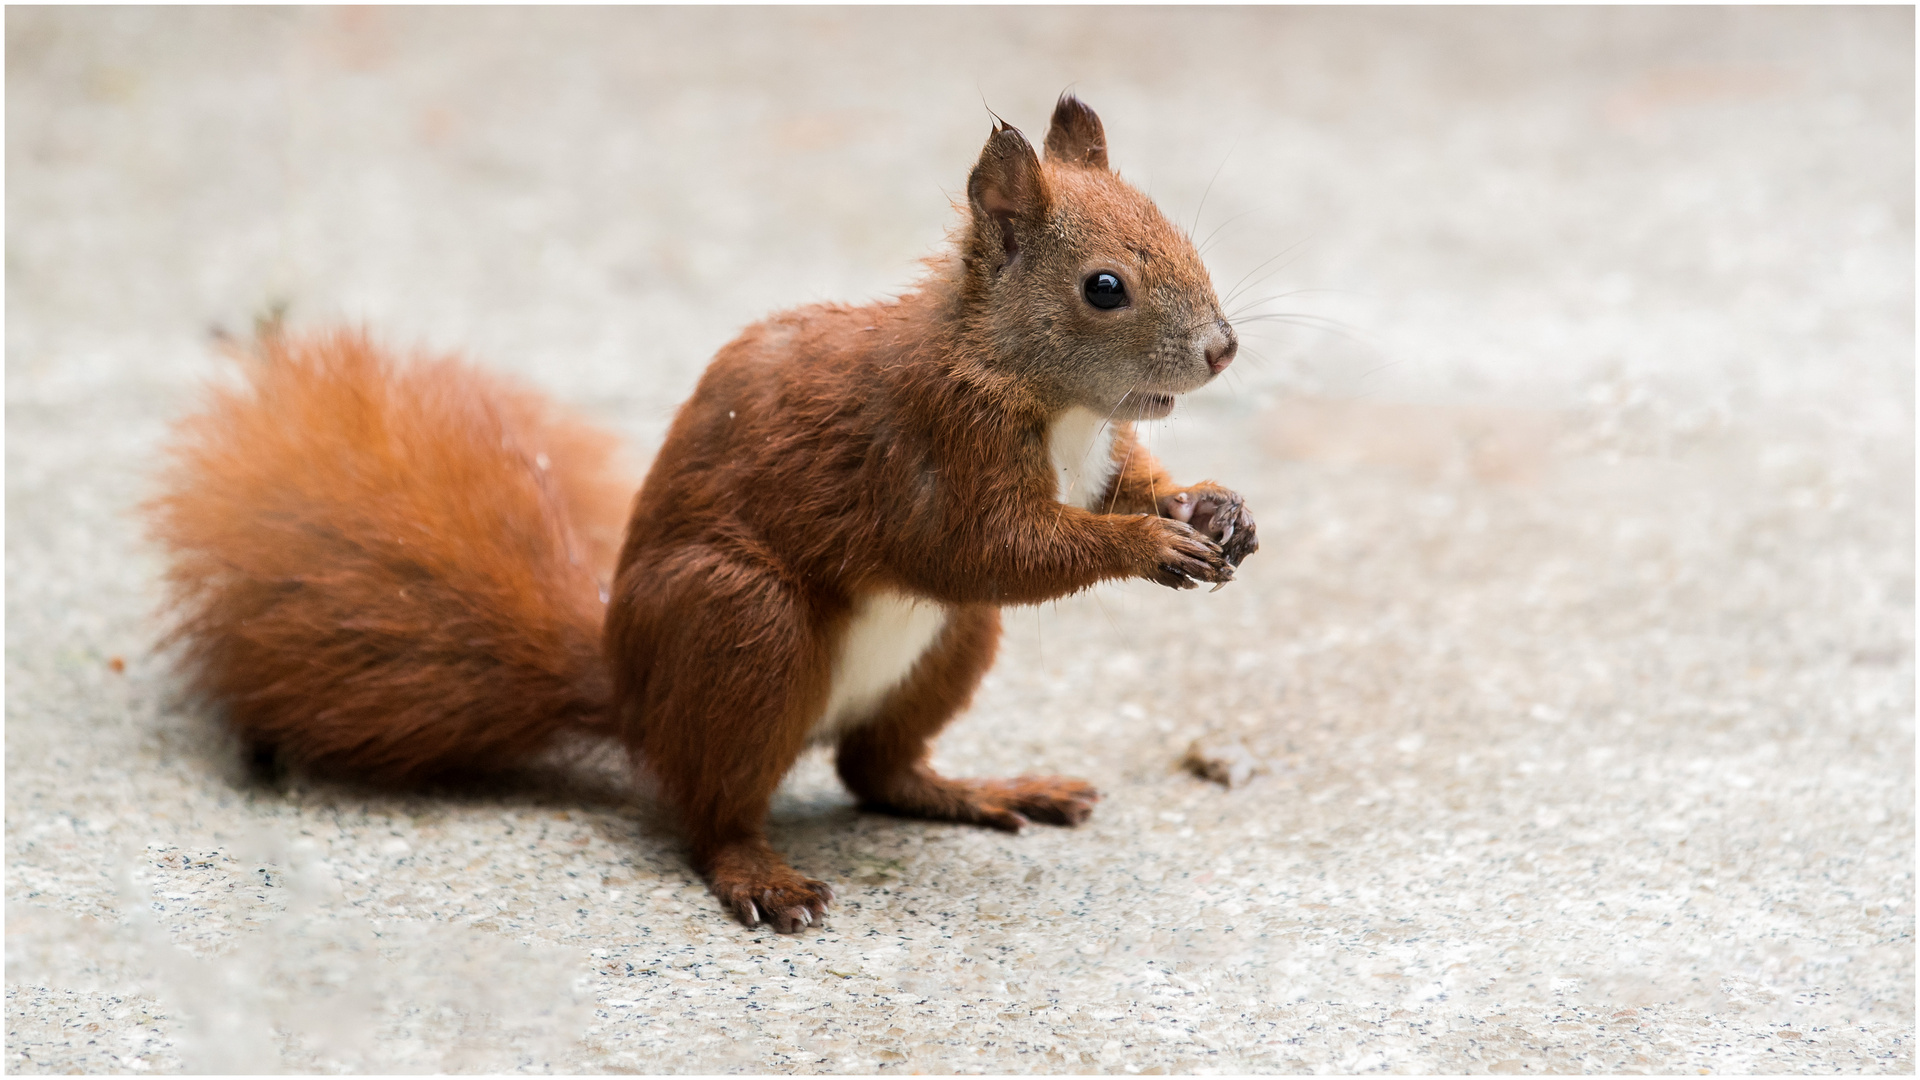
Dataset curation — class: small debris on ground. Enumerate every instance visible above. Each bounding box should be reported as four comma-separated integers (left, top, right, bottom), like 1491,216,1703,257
1182,737,1266,789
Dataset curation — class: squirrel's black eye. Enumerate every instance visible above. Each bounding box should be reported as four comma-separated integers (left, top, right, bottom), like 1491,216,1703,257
1083,271,1129,310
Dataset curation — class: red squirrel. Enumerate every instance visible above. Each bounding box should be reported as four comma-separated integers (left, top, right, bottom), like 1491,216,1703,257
148,95,1257,933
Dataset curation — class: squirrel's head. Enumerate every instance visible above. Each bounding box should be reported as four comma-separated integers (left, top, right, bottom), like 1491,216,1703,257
959,94,1237,420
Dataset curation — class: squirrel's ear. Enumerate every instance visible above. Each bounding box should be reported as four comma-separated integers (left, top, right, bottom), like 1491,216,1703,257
1044,93,1108,170
967,123,1048,271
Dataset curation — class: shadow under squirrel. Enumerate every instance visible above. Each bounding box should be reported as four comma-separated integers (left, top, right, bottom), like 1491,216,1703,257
147,96,1258,932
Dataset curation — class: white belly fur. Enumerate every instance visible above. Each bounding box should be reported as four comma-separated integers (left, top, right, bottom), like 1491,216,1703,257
811,591,951,744
1048,405,1122,510
810,410,1112,744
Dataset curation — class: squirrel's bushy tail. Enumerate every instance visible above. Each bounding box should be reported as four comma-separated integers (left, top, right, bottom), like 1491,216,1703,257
145,328,633,784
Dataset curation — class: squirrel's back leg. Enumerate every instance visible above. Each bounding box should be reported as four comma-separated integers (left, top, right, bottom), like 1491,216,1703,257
834,606,1100,830
607,542,835,933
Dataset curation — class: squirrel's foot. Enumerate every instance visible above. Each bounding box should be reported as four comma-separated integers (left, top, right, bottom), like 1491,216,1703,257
861,771,1100,832
1159,483,1258,568
1144,517,1234,590
702,841,834,933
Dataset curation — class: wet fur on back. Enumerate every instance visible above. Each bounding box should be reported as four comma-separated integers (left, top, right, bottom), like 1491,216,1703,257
145,329,631,783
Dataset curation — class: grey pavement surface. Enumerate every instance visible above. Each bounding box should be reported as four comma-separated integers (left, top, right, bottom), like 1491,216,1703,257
6,6,1913,1074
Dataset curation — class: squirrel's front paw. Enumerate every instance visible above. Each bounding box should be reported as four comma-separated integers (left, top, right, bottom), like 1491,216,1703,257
1143,518,1233,590
704,844,835,933
711,872,834,933
1159,484,1259,567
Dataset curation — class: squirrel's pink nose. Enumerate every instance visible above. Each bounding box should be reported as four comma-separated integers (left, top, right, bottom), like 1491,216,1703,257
1205,324,1238,375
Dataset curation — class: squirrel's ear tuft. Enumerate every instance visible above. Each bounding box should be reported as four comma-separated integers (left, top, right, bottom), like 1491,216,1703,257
967,122,1048,270
1044,93,1108,170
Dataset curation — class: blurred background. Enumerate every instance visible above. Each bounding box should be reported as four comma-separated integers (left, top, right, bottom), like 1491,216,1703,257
7,7,1912,1073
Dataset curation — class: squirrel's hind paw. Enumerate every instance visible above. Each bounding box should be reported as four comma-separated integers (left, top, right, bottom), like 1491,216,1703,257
860,772,1100,830
977,775,1100,826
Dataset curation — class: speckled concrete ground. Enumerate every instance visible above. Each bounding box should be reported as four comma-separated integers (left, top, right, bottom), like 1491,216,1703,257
6,6,1912,1074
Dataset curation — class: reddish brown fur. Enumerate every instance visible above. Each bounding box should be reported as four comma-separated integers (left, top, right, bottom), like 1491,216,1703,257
148,96,1255,933
607,96,1254,931
146,328,631,782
